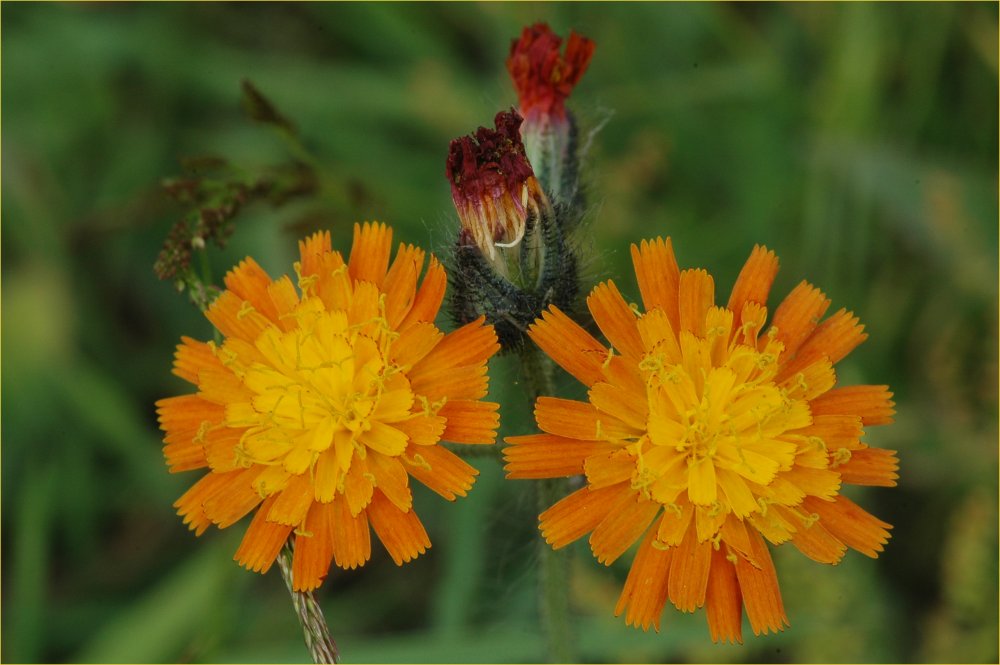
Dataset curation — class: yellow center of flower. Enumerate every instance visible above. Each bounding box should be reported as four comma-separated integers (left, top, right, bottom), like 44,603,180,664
222,298,414,490
632,307,812,519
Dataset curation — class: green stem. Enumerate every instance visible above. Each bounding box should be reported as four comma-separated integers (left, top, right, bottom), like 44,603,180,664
518,346,574,664
277,541,340,664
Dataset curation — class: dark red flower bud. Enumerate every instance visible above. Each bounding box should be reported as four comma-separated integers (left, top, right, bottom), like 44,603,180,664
506,23,595,122
446,109,546,261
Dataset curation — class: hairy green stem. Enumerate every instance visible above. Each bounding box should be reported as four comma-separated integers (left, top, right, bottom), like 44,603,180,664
519,346,574,663
277,541,340,664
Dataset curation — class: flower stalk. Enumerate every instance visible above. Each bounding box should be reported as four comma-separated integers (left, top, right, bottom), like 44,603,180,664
518,345,574,664
277,541,340,665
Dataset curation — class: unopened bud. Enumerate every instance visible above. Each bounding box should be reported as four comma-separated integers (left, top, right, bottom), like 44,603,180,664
446,110,549,275
507,23,595,126
506,23,595,211
446,110,580,351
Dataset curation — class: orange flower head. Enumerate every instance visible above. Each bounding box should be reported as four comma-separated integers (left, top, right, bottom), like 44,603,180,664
505,238,897,643
507,23,595,123
157,223,501,591
446,109,547,263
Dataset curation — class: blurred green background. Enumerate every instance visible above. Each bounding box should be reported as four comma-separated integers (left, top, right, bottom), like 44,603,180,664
3,3,997,663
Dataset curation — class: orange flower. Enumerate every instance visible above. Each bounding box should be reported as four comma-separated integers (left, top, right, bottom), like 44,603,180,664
505,238,897,643
157,223,500,591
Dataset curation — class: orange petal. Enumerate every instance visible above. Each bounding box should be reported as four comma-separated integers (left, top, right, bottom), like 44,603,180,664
343,456,375,516
727,245,779,329
199,426,243,473
667,524,712,612
637,309,681,368
780,465,842,500
366,491,430,565
234,495,293,574
347,222,392,287
395,412,447,446
747,508,796,546
810,385,896,426
297,231,332,278
383,243,424,328
587,280,644,360
163,436,208,473
584,449,636,489
716,468,758,518
705,546,744,644
223,257,279,325
615,526,673,631
329,491,371,570
174,470,240,535
602,351,648,397
313,251,351,311
780,357,836,401
732,528,788,635
836,448,900,487
528,306,608,387
197,363,250,405
267,472,315,526
719,514,758,567
403,443,478,500
790,415,864,450
779,309,866,381
172,336,219,385
588,382,647,430
783,507,847,564
398,255,446,330
535,396,639,441
348,280,381,335
199,466,266,528
687,458,717,506
631,238,681,331
803,494,892,558
266,275,301,332
439,400,500,444
391,321,442,369
367,452,412,511
539,483,629,549
590,493,660,566
409,364,488,402
695,504,727,543
359,421,408,457
769,281,831,360
677,269,714,338
504,434,617,479
292,501,335,592
205,291,273,343
156,395,226,433
657,502,694,547
313,450,342,503
412,316,498,375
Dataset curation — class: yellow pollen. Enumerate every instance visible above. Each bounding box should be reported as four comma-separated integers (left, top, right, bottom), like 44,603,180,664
237,301,256,320
830,447,853,468
193,420,212,444
602,347,616,369
403,453,432,471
